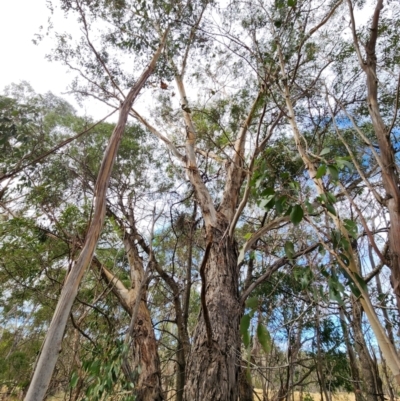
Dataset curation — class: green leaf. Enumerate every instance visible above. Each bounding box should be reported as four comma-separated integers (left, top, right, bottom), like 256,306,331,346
305,200,314,214
327,165,339,181
325,203,336,216
329,288,344,305
315,164,327,179
264,197,276,208
290,205,304,225
240,314,251,348
70,371,79,389
344,219,358,239
319,147,330,156
349,282,361,298
260,194,275,209
318,243,326,256
336,157,354,171
354,272,368,293
284,241,295,259
326,192,337,204
339,236,350,251
275,195,287,215
261,187,275,197
257,324,271,353
338,252,350,266
246,297,258,310
244,232,252,240
328,278,344,306
287,0,297,6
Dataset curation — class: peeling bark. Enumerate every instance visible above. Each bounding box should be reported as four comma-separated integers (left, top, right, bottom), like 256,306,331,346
98,228,164,401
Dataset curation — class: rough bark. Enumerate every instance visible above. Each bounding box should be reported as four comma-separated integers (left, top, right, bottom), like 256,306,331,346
101,249,164,401
238,363,253,401
114,205,190,401
130,301,164,401
183,220,241,401
170,50,256,399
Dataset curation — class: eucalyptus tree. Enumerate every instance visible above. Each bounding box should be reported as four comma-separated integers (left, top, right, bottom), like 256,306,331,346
0,84,175,400
5,0,400,399
337,0,400,314
224,0,400,385
34,1,293,400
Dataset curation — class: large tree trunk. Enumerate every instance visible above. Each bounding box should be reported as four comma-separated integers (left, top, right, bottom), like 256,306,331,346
238,363,254,401
183,220,241,401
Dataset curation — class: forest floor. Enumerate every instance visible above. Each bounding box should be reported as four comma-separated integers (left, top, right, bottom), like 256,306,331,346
0,388,387,401
43,391,359,401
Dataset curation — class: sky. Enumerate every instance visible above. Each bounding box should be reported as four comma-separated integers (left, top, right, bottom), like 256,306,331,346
0,0,375,121
0,0,111,119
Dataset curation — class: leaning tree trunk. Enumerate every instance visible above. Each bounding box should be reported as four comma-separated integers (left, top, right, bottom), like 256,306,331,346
99,228,164,401
183,219,241,401
23,30,169,401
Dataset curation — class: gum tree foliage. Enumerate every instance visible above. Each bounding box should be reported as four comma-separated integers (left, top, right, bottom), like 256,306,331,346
1,0,400,399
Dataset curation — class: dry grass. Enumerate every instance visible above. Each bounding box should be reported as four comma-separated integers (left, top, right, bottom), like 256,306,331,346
253,390,357,401
46,394,65,401
1,389,395,401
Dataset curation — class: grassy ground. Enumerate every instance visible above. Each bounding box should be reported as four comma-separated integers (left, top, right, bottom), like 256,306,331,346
253,390,356,401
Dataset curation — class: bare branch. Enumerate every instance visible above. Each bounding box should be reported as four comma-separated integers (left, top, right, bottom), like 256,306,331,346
240,242,320,303
346,0,366,68
130,108,186,162
238,216,291,264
